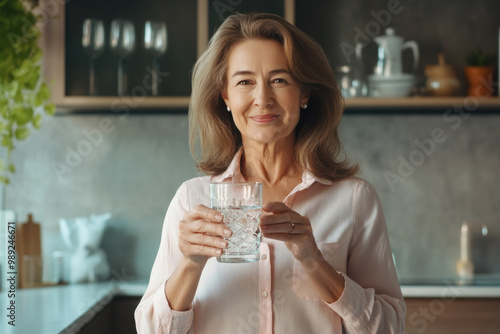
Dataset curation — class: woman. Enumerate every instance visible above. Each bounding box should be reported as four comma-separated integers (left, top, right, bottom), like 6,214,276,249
135,13,405,333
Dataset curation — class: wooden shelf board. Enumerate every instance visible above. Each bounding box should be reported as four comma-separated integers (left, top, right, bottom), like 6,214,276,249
344,96,500,108
55,96,191,110
54,96,500,112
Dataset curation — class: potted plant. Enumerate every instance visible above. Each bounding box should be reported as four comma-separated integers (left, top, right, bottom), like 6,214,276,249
0,0,55,191
464,49,496,97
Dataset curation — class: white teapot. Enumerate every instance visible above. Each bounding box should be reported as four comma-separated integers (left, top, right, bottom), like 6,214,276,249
372,27,419,76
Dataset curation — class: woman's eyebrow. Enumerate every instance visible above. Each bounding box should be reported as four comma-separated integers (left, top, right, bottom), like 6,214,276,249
269,69,290,75
231,69,290,78
231,70,254,78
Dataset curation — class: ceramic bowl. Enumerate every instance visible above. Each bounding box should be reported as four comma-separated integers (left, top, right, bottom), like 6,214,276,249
368,74,418,98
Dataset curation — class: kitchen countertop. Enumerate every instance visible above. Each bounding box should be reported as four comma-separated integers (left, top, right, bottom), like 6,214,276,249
1,280,500,333
0,280,145,334
400,274,500,297
401,284,500,298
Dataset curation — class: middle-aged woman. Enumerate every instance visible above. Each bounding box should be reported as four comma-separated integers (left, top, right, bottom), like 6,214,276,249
135,12,406,333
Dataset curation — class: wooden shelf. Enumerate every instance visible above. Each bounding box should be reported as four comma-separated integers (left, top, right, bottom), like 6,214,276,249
344,96,500,109
56,96,500,114
55,96,191,111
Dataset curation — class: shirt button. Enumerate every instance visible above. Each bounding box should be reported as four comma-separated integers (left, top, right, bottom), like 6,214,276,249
261,254,267,260
261,291,268,298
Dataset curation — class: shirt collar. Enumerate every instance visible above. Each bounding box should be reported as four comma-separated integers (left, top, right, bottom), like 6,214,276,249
211,147,333,188
211,147,245,183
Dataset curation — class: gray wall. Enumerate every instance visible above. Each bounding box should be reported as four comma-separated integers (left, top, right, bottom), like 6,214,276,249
341,112,500,280
9,111,500,281
10,114,198,282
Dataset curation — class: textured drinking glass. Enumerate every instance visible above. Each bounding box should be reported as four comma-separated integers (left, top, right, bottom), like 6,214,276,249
210,182,262,263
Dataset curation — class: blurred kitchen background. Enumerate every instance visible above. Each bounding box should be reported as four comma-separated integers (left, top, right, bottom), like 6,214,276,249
8,0,500,285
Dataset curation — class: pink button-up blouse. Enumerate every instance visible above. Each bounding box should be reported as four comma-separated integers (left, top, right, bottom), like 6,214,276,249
135,149,406,333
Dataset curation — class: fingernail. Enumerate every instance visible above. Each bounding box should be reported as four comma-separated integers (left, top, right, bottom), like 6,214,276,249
216,249,222,256
215,213,223,221
219,240,227,248
224,229,232,236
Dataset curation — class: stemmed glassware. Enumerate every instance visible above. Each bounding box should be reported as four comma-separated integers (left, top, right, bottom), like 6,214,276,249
144,21,167,96
82,19,105,96
110,19,136,96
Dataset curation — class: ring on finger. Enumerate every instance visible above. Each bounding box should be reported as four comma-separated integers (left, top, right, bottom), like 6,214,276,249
289,222,295,234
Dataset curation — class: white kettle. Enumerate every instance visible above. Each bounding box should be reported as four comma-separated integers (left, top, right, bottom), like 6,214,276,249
373,27,419,76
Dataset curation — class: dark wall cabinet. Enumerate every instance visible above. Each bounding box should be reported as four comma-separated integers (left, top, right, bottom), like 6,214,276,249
42,0,500,111
42,0,293,110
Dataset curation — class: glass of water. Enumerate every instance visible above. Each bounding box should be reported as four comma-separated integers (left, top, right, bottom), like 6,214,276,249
210,182,262,263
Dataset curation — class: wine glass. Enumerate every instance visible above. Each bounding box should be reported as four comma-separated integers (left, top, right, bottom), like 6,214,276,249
144,21,167,96
110,19,136,96
82,19,105,96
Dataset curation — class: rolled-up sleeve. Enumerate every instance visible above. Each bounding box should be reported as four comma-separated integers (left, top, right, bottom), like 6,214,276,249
328,181,406,333
135,182,194,334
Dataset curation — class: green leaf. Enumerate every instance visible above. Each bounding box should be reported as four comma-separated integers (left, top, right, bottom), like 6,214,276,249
32,49,42,63
14,88,23,103
1,136,12,148
25,67,41,90
44,103,55,115
39,82,51,100
32,113,42,129
14,107,33,126
0,176,10,185
0,99,7,111
15,127,30,140
31,90,44,107
8,81,19,97
13,59,31,78
7,163,15,173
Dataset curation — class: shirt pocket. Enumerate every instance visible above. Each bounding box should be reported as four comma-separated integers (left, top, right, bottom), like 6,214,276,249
292,241,342,301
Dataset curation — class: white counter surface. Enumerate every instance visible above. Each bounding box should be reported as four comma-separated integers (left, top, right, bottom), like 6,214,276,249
1,281,500,333
401,285,500,298
0,281,146,334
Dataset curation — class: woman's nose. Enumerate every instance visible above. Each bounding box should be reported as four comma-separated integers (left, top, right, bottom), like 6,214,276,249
254,83,273,108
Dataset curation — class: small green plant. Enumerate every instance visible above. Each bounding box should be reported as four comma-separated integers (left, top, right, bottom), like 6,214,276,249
0,0,55,185
465,49,496,67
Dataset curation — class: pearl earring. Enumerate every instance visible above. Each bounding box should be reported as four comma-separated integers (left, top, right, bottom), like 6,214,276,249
227,106,231,112
302,103,308,109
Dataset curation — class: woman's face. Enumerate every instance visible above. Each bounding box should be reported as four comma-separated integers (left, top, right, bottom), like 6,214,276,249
222,39,309,147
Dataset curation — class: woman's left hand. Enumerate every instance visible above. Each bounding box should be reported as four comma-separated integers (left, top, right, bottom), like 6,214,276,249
260,202,321,262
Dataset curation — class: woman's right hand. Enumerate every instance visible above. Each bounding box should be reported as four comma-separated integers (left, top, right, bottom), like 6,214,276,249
178,204,232,265
166,205,232,311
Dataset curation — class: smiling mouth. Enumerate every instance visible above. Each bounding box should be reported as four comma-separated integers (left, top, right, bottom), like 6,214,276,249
250,114,279,123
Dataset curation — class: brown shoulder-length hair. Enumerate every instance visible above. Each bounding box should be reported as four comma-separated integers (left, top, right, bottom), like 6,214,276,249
189,12,358,181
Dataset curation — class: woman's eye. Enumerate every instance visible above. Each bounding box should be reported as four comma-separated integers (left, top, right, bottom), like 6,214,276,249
272,78,287,84
237,80,251,85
